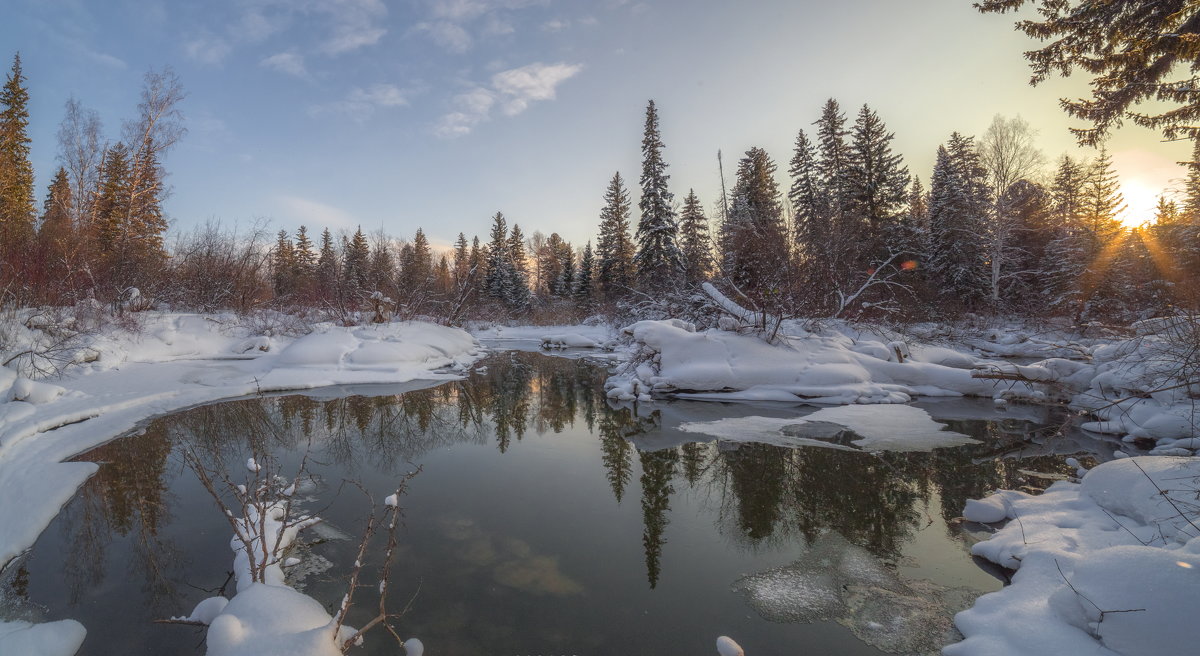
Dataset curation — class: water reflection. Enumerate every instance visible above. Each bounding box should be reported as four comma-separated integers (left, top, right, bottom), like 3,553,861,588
18,350,1103,655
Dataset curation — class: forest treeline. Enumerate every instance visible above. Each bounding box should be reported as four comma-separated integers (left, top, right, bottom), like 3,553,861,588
2,51,1198,326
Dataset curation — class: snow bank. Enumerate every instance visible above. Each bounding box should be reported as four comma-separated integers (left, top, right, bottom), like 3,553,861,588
0,619,85,656
606,319,1010,404
679,404,977,453
469,322,615,344
948,456,1200,656
980,322,1200,449
0,313,483,655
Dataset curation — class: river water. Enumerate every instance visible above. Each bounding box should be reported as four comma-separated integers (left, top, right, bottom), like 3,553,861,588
3,349,1117,655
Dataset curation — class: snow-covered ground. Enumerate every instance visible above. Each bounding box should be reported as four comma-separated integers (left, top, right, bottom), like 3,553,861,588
0,312,483,656
949,456,1200,656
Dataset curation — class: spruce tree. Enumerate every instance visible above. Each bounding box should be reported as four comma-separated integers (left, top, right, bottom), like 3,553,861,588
788,128,826,258
575,241,595,304
485,212,512,300
38,167,73,284
814,98,850,222
273,230,296,298
678,189,713,283
596,171,636,298
316,227,339,297
0,53,35,247
92,143,131,259
452,232,470,287
633,100,683,288
506,224,531,309
293,225,315,284
721,147,789,296
343,226,371,297
927,134,991,307
845,104,909,258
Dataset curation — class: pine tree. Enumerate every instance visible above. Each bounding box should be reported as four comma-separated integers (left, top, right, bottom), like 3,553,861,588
678,189,713,283
596,171,636,298
633,100,683,288
0,53,35,247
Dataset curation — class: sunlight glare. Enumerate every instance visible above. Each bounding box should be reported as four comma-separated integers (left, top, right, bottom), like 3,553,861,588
1118,179,1161,227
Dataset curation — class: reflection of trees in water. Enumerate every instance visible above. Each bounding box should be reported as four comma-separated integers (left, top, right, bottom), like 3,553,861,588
638,447,677,589
59,352,1085,606
60,424,181,612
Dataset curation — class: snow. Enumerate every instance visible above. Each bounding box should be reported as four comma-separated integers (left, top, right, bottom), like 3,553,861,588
468,322,614,344
0,620,86,656
540,333,601,349
679,404,977,453
947,456,1200,656
0,313,483,655
715,635,744,656
205,583,358,656
606,319,1009,404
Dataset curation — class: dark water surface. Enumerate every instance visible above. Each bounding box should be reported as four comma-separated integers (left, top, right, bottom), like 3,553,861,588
4,350,1114,655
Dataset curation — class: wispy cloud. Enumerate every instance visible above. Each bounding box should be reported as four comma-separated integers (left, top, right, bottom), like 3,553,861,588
436,61,581,137
277,195,358,230
419,0,550,52
540,18,568,32
318,0,389,54
308,83,411,121
183,32,232,65
260,51,308,78
416,21,473,54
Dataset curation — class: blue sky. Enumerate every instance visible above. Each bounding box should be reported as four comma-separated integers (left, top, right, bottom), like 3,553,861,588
4,0,1191,249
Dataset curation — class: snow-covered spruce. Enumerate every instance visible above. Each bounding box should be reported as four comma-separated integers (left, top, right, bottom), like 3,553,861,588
950,456,1200,656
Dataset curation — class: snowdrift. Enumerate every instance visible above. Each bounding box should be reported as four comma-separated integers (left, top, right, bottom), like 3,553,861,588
950,456,1200,656
605,319,1009,404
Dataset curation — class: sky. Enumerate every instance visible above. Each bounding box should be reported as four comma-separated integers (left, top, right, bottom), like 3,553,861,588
2,0,1192,250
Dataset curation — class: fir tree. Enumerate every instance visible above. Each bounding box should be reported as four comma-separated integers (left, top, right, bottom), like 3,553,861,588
452,232,471,287
596,171,636,297
633,100,683,288
0,53,35,246
506,224,531,310
368,234,395,294
678,189,713,283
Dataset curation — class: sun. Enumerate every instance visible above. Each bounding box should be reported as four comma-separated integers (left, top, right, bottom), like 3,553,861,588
1118,179,1163,227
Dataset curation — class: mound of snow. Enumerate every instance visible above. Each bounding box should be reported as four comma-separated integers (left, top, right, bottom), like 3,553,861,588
606,320,1004,404
541,333,600,349
948,456,1200,656
0,620,86,656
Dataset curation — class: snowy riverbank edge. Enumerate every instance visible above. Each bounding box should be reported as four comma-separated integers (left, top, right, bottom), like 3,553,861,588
0,314,484,655
950,456,1200,656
